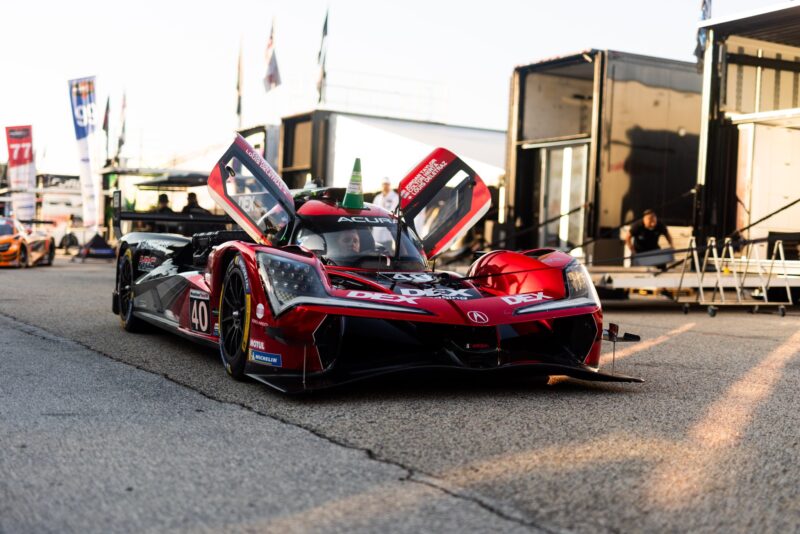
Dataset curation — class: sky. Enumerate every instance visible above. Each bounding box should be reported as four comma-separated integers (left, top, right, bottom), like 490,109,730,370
0,0,784,174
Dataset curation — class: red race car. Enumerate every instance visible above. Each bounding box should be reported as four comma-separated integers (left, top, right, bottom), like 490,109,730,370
112,135,641,392
0,217,56,268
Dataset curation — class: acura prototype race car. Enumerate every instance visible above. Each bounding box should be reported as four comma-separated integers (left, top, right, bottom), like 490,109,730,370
112,135,641,392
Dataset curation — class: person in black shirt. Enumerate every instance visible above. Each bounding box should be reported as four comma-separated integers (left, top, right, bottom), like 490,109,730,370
154,193,176,233
181,192,209,216
181,192,215,235
626,209,673,256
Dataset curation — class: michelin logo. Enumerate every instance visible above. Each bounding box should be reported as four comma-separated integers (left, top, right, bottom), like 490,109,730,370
250,349,282,367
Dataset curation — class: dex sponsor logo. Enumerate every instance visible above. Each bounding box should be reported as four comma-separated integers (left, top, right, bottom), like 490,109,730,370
501,292,553,306
346,290,417,304
399,288,475,300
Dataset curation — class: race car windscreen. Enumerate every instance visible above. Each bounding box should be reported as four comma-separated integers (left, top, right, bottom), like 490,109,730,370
0,221,13,236
223,157,291,240
295,216,427,270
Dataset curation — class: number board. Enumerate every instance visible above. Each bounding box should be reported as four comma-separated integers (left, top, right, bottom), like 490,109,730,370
189,289,211,334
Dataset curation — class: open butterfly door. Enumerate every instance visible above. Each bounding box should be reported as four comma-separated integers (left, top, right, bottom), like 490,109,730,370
398,148,491,258
207,135,296,245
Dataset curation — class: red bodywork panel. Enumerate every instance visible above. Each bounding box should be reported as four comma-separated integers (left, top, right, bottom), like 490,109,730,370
469,250,569,299
297,199,391,218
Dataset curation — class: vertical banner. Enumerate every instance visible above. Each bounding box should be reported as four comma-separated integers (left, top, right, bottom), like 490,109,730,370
4,125,36,221
68,76,102,229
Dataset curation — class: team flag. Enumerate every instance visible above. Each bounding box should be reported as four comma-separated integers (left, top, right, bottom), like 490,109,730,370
237,43,244,125
263,19,281,93
116,91,127,162
102,96,110,162
317,9,328,103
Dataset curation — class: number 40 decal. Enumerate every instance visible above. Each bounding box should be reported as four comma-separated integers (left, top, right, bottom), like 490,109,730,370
190,294,210,333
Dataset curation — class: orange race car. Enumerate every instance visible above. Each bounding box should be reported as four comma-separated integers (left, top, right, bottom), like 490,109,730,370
0,217,56,268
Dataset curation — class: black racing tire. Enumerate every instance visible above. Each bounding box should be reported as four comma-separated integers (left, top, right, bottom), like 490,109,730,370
219,255,251,381
117,249,145,332
18,246,28,268
42,239,56,266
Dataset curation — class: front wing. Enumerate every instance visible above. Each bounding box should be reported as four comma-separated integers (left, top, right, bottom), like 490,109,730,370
243,312,643,393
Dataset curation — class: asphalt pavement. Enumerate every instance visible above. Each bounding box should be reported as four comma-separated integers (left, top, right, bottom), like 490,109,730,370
1,255,799,533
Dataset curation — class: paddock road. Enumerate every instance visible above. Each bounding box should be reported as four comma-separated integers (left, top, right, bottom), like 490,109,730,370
1,257,799,533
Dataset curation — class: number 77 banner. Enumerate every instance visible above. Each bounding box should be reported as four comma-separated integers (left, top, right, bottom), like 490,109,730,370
68,76,102,229
4,125,36,221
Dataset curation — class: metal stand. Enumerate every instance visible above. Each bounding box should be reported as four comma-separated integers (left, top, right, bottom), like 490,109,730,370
677,237,793,316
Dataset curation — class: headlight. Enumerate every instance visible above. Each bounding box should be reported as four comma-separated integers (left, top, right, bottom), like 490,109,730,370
257,253,328,316
514,261,599,316
565,261,598,302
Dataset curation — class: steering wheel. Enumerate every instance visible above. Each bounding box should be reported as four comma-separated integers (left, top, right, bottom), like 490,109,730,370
351,248,393,267
255,212,274,232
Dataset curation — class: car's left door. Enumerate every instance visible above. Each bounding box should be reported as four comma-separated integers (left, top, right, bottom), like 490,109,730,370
207,135,296,246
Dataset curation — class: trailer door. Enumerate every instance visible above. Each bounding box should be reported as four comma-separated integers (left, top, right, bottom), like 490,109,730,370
538,143,588,253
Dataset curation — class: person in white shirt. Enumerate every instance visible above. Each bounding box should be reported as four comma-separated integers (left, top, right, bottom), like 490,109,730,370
373,177,399,213
372,177,400,249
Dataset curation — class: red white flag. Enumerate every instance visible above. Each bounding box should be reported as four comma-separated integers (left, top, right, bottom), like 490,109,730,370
263,19,281,93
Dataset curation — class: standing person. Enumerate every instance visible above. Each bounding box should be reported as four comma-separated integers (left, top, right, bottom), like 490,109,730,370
625,209,674,263
181,192,209,216
372,177,399,249
373,177,399,213
154,193,175,233
181,192,212,235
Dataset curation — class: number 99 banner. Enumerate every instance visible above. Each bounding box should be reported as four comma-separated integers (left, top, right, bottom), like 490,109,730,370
68,76,102,229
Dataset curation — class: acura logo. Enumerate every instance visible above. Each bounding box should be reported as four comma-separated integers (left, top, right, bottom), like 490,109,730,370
467,311,489,324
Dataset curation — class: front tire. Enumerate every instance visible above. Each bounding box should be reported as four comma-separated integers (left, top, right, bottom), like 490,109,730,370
42,240,56,266
18,246,28,268
219,255,250,380
117,249,144,332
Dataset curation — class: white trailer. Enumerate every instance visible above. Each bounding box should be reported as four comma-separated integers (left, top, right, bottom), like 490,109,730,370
277,110,505,192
